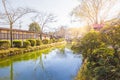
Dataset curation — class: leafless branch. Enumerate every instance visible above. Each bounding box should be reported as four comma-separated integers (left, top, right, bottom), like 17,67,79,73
72,0,119,26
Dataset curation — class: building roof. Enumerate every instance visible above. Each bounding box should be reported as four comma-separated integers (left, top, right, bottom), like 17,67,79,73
0,27,39,33
0,27,49,37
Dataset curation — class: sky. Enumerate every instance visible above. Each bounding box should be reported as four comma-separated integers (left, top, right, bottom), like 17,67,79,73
0,0,81,31
0,0,120,32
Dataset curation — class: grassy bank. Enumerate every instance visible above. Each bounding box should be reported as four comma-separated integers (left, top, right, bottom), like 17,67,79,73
0,41,66,59
0,43,66,67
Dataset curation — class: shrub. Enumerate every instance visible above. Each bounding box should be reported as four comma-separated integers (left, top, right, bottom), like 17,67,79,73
27,39,36,46
0,40,10,49
13,40,22,48
42,39,49,44
23,40,31,48
58,38,64,42
36,40,42,46
50,38,56,43
48,39,52,44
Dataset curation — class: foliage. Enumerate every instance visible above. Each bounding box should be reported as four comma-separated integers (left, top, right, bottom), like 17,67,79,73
0,48,22,58
74,25,120,80
0,41,66,58
76,47,120,80
51,38,57,43
0,40,10,49
29,22,41,32
42,39,49,44
23,40,31,48
13,40,22,48
36,39,42,46
71,44,81,53
58,38,64,42
27,39,36,46
100,25,120,54
72,30,104,59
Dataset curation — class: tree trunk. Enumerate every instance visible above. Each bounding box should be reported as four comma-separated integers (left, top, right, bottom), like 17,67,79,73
10,23,13,48
40,33,42,40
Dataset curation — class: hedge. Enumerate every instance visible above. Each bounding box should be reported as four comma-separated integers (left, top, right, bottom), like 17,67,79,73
0,41,66,58
13,40,22,48
58,38,64,42
42,39,49,44
36,40,42,46
27,39,36,46
52,38,57,43
0,40,10,49
23,40,31,48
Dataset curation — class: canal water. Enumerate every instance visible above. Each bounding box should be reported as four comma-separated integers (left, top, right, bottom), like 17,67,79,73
0,48,82,80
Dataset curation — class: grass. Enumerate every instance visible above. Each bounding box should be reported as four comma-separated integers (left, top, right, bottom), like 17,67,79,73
0,41,66,59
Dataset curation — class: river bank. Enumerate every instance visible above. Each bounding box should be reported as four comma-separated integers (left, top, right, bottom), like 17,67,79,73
0,41,66,59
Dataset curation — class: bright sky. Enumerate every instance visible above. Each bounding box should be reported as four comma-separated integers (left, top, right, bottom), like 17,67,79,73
0,0,81,31
0,0,120,31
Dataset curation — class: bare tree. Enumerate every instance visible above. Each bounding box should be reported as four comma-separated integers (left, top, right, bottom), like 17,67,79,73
54,26,66,39
72,0,119,29
31,12,56,39
0,0,36,47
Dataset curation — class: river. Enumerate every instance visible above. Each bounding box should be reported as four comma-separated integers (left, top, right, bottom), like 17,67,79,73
0,47,82,80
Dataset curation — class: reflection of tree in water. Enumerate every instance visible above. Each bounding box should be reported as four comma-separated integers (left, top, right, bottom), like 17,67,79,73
34,51,53,80
59,47,65,54
10,59,13,80
0,59,14,80
55,48,68,58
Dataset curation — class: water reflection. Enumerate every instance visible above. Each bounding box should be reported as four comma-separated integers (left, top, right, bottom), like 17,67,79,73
10,60,13,80
0,48,82,80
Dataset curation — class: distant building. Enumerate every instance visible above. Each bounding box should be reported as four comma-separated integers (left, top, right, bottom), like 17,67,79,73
0,27,49,40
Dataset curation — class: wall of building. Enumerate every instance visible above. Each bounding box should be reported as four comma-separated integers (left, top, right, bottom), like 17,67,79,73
0,28,40,40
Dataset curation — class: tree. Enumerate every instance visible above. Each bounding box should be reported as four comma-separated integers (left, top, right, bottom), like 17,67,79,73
72,0,119,29
101,24,120,56
31,12,56,39
54,26,66,39
0,0,35,47
29,22,41,33
72,15,120,80
78,30,104,59
74,29,120,80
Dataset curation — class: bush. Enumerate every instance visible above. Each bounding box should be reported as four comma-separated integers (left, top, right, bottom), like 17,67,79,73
48,39,52,44
42,39,49,44
27,39,36,46
23,40,31,48
36,40,42,46
0,40,10,49
50,38,56,43
58,38,64,42
13,40,22,48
